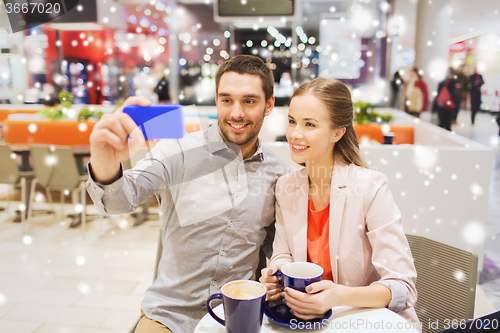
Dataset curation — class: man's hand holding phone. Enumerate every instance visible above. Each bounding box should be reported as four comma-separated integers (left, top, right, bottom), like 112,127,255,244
89,96,151,184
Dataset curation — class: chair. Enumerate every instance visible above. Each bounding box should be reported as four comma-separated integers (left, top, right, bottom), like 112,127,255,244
26,145,89,234
406,234,478,333
0,144,32,222
128,228,163,333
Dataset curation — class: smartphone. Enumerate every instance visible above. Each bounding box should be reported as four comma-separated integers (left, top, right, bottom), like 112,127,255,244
123,104,185,140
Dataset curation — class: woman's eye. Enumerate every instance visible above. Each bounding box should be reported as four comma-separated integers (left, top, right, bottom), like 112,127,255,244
306,122,315,127
288,119,296,124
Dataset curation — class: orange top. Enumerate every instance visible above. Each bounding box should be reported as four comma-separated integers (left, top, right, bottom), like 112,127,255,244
307,196,333,281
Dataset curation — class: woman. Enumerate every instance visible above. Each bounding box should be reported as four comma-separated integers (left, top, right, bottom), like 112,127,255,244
433,67,459,131
403,67,428,117
390,71,405,109
260,78,419,325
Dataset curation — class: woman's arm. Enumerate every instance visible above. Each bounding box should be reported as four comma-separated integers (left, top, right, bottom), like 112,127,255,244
364,172,418,310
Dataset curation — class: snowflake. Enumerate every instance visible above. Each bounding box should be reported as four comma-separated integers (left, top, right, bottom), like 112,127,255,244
462,222,485,245
23,235,33,245
78,283,91,295
76,256,86,266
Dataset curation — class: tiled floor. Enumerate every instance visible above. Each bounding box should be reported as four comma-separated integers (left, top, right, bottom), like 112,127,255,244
0,110,499,333
0,202,160,333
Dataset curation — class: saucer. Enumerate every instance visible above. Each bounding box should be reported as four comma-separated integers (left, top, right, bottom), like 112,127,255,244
264,300,332,327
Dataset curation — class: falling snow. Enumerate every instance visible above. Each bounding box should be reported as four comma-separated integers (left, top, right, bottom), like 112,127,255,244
76,256,86,266
462,222,485,245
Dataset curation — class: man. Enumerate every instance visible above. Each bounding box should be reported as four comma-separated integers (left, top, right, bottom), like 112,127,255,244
454,65,468,124
86,55,289,333
469,66,484,125
154,76,171,103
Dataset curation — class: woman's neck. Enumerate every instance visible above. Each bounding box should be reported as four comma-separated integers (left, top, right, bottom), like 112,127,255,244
306,158,335,197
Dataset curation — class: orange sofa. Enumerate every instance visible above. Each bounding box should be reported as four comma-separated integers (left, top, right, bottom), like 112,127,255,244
3,119,202,146
3,120,97,145
353,125,414,144
0,109,42,122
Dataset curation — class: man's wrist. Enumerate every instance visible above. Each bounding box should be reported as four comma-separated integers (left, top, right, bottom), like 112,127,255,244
88,161,122,185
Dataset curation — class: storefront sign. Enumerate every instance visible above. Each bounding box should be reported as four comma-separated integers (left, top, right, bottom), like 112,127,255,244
449,41,466,54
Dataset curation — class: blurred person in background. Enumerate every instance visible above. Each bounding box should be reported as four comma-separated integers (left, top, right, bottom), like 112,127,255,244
433,68,459,131
153,63,171,104
454,65,468,124
390,71,405,109
42,94,60,107
496,112,500,137
469,66,484,125
154,76,171,103
403,67,428,117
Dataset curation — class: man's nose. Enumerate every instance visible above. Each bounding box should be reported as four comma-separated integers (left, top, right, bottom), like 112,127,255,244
230,102,245,120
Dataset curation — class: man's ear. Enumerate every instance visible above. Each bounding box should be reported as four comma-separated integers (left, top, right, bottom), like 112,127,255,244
265,96,275,116
332,127,347,144
214,94,218,107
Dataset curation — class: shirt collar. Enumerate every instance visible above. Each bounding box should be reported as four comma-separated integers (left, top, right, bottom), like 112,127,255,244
206,123,264,162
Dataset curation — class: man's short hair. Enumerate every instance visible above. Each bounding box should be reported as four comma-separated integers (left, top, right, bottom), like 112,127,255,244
215,55,274,102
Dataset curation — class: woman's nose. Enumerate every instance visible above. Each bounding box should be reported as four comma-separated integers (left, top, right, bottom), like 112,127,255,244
290,126,304,140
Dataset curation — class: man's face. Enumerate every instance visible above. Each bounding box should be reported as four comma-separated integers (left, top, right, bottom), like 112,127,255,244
216,72,274,148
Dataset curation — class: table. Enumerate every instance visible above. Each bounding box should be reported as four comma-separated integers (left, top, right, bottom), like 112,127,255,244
194,304,420,333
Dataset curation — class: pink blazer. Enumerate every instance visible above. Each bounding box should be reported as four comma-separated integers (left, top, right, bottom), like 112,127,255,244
271,164,419,324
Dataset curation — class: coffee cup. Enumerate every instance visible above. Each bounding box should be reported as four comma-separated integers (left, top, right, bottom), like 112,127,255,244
206,280,267,333
276,262,324,293
383,132,395,144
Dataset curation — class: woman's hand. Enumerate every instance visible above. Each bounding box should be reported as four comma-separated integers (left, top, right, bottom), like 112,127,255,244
259,262,282,301
283,280,345,321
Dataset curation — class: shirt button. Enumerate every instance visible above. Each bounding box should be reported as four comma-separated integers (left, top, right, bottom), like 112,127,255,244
212,280,216,286
235,193,239,197
220,251,225,256
109,188,114,192
228,221,233,227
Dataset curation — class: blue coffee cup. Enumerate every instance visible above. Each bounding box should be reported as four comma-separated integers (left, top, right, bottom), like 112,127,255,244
276,262,324,292
207,280,267,333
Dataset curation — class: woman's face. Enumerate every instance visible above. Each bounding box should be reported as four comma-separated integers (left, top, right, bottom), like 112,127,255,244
410,70,418,80
286,93,344,167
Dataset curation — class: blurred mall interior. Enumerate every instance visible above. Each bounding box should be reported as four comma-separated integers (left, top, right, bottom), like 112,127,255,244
0,0,500,332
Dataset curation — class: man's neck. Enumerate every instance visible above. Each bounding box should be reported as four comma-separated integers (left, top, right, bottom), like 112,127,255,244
239,138,259,160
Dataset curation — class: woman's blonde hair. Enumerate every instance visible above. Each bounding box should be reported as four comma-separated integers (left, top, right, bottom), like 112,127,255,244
291,77,366,168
